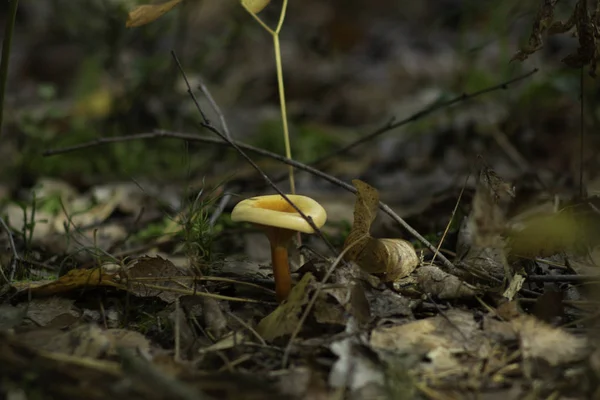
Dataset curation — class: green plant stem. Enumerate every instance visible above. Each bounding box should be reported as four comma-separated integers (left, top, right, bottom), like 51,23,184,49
243,1,294,194
273,33,294,194
243,0,300,261
0,0,19,138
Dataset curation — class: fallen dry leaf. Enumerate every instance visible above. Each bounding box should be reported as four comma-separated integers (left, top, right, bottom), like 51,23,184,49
512,315,589,367
125,255,190,303
371,309,492,372
103,329,151,357
19,324,111,359
507,209,588,257
456,163,513,281
241,0,271,14
126,0,183,28
12,268,124,296
329,336,385,393
256,273,313,341
343,180,419,282
25,297,80,328
415,265,480,299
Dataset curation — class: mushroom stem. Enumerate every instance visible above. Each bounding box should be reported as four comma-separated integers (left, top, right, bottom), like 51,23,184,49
264,227,295,302
270,243,291,302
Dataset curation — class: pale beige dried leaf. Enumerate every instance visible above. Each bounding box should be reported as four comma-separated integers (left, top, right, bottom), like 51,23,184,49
378,238,419,282
512,315,589,366
126,0,183,28
343,180,380,263
371,309,492,369
241,0,271,14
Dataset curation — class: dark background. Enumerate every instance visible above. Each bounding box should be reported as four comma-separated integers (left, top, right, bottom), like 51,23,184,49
0,0,597,211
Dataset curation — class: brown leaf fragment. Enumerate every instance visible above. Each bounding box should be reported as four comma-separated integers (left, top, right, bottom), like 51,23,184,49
26,297,80,328
0,304,28,330
344,180,419,281
103,329,151,357
256,273,313,341
19,324,111,359
371,310,492,371
343,179,379,263
456,162,513,282
532,289,565,324
415,266,480,299
125,255,190,303
512,315,589,367
547,0,599,76
12,268,123,296
202,297,228,339
126,0,183,28
512,0,558,61
349,281,371,325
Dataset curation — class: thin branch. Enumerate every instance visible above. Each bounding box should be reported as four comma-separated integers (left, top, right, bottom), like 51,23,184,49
241,3,273,34
0,0,19,138
311,68,538,164
196,76,234,226
44,129,457,272
282,234,367,368
170,52,336,257
527,274,599,283
579,66,585,198
274,0,289,34
257,68,540,190
197,80,232,140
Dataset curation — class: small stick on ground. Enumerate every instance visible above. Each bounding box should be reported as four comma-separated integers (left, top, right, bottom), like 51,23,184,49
256,68,539,189
44,129,457,272
170,51,338,259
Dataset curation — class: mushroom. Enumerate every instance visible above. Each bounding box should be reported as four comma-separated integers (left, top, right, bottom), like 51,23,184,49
231,194,327,302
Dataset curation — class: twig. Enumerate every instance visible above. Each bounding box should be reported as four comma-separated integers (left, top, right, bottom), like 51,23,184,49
526,274,599,283
430,175,468,266
0,216,17,282
209,193,232,228
579,67,585,198
226,310,267,346
197,80,231,140
310,68,539,165
174,297,181,362
140,282,275,304
0,0,19,138
170,51,338,257
44,130,457,271
195,77,234,227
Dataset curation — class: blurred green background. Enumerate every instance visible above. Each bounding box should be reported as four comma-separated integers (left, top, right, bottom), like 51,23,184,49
0,0,597,197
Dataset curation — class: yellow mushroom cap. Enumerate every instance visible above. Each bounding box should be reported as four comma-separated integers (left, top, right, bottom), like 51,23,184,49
231,194,327,233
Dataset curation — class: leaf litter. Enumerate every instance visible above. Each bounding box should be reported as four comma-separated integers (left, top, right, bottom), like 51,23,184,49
1,154,599,399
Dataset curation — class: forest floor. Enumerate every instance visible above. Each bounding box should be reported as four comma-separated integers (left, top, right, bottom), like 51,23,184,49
0,1,599,399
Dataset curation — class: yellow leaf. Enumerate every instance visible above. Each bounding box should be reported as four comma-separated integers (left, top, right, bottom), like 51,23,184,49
72,87,113,119
126,0,183,28
241,0,271,14
507,210,586,257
